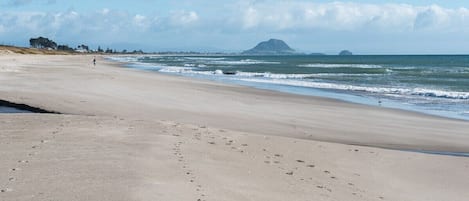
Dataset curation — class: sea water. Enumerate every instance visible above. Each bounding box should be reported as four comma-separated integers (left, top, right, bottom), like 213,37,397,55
108,55,469,120
0,106,31,113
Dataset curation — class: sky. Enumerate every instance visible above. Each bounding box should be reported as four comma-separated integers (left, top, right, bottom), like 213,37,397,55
2,0,469,54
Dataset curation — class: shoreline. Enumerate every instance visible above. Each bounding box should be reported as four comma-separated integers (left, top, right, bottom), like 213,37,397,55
110,55,469,122
1,54,469,152
2,54,469,201
114,56,469,124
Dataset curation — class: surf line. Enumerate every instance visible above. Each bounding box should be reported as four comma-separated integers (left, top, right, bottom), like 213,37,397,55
397,148,469,158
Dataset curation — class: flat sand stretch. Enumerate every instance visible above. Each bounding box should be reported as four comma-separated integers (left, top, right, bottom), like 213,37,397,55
1,54,469,201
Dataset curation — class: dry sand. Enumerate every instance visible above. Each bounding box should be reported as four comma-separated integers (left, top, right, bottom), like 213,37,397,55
1,54,469,201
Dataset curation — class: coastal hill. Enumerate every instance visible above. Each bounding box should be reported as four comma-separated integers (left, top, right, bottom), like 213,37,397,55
242,39,296,55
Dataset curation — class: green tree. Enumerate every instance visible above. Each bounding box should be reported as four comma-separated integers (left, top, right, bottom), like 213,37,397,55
29,37,57,49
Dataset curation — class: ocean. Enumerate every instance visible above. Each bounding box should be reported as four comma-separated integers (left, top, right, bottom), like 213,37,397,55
108,55,469,120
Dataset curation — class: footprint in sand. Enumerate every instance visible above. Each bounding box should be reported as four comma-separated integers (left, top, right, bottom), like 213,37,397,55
28,152,38,156
174,142,207,201
0,188,13,193
10,168,20,172
316,185,332,192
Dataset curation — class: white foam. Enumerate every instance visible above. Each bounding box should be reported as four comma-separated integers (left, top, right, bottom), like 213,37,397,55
236,78,469,100
237,72,381,78
159,66,382,79
159,67,193,73
299,63,383,68
210,59,280,65
185,57,226,61
159,67,221,76
106,56,142,63
234,72,315,79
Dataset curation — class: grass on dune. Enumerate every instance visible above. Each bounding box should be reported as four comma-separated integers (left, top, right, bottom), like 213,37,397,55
0,45,75,55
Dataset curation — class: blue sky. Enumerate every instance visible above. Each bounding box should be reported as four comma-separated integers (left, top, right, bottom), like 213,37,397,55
2,0,469,54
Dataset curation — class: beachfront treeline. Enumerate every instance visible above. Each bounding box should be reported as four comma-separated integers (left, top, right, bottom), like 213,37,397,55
28,36,143,54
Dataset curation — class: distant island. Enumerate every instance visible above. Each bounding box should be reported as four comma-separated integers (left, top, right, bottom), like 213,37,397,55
242,39,297,55
339,50,353,56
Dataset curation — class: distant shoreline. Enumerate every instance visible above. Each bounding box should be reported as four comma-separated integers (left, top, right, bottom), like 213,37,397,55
4,44,469,56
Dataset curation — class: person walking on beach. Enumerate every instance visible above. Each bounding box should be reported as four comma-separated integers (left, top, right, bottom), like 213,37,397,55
93,57,96,66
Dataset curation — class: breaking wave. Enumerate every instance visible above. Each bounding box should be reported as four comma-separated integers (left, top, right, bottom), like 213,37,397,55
236,78,469,100
299,63,383,68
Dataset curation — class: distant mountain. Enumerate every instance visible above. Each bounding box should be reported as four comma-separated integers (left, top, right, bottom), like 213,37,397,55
242,39,296,55
339,50,353,56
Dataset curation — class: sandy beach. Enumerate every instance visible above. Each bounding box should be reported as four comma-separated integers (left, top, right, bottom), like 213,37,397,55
1,54,469,201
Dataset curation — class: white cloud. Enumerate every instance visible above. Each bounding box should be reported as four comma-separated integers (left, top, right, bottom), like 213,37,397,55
242,7,259,29
101,8,110,15
1,1,469,53
169,10,199,26
1,2,468,39
233,1,469,33
133,14,149,28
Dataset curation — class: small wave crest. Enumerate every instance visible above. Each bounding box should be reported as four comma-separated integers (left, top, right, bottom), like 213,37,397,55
299,63,383,68
158,67,220,76
210,59,280,65
184,63,208,67
158,67,368,79
106,56,142,63
185,57,226,61
234,72,315,79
